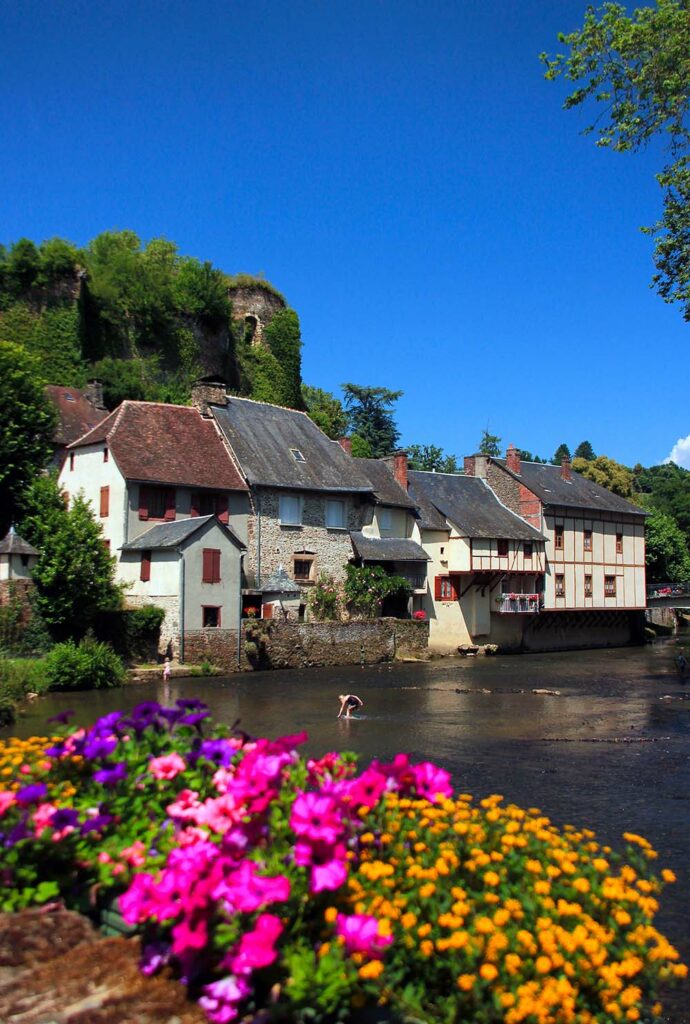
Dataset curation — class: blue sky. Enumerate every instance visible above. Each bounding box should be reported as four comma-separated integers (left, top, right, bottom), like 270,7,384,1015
2,0,687,468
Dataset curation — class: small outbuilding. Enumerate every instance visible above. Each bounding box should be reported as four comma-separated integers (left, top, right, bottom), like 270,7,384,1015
260,565,302,620
0,528,39,582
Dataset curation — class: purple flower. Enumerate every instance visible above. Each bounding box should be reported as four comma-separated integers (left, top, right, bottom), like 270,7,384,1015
176,698,207,711
83,735,118,760
50,808,79,830
199,975,250,1024
199,739,236,768
93,762,128,786
47,710,74,725
16,783,47,805
81,812,113,834
93,711,124,733
140,939,171,976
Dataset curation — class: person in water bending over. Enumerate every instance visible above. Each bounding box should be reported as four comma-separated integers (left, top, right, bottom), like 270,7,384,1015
338,693,363,719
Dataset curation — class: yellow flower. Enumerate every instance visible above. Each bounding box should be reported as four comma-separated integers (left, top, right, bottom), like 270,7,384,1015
661,869,676,883
420,939,434,957
479,963,498,981
457,973,475,991
418,882,435,899
535,955,552,973
483,870,500,887
401,911,417,929
572,877,590,894
324,907,338,924
359,960,385,980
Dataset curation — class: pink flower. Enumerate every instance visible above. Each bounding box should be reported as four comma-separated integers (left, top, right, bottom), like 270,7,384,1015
149,753,186,780
215,860,290,913
121,841,147,867
0,792,15,817
410,761,452,802
336,913,393,959
344,767,389,810
290,791,343,845
197,793,244,834
166,788,202,821
31,803,56,834
199,975,250,1024
294,840,348,893
230,913,283,974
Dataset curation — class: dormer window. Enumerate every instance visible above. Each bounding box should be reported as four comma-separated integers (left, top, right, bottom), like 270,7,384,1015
290,449,306,463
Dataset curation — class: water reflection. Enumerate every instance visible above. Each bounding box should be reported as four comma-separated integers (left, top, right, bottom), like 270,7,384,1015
3,642,690,1020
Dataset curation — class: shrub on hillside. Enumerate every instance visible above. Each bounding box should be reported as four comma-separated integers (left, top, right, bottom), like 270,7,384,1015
42,637,125,691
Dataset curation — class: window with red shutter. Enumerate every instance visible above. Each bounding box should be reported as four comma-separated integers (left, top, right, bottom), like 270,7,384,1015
434,576,457,601
99,486,109,518
497,539,509,557
139,486,176,521
140,551,151,582
202,548,221,584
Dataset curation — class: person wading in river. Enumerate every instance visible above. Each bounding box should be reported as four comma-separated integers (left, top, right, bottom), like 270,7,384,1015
338,694,363,719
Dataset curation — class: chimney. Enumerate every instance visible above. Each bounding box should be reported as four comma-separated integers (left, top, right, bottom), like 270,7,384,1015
192,378,228,418
392,450,408,490
338,437,352,455
506,444,521,475
85,379,105,410
464,455,475,476
561,456,572,482
464,454,487,478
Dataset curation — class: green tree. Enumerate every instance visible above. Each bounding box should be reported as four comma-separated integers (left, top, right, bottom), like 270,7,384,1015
341,384,402,458
89,355,164,409
478,430,502,457
19,478,122,640
0,342,55,534
263,308,303,409
635,461,690,541
172,258,230,322
572,454,635,497
350,435,373,458
574,440,596,461
407,444,459,473
543,0,690,319
644,504,690,582
517,449,546,463
37,237,80,289
552,443,572,465
301,385,348,439
7,239,40,295
344,564,411,618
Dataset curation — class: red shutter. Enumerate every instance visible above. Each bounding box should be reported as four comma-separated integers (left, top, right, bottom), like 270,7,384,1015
213,549,221,582
100,486,110,518
139,486,149,521
218,497,229,525
140,551,151,582
202,549,213,583
191,493,200,517
164,489,176,520
434,576,443,600
262,603,273,619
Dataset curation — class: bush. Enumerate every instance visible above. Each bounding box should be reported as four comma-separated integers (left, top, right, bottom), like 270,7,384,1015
0,657,48,725
42,637,125,691
95,606,165,662
307,573,341,621
0,705,685,1024
345,564,411,618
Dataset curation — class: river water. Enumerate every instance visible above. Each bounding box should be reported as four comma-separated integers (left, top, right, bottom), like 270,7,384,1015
5,641,690,1020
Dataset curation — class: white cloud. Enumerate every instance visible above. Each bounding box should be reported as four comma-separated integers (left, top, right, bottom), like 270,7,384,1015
665,434,690,468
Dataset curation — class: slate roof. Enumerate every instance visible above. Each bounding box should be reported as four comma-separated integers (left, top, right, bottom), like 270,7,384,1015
0,529,38,556
352,458,418,510
211,398,373,493
45,386,107,447
408,472,544,541
495,460,647,516
121,515,245,551
350,532,429,562
261,566,302,595
69,402,248,492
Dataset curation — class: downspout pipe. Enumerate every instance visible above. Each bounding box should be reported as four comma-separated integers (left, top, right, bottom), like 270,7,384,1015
178,548,185,664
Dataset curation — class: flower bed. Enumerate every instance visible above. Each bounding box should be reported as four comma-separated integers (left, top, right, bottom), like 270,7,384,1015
0,701,686,1023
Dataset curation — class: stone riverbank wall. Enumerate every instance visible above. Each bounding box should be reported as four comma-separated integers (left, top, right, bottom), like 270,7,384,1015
182,619,429,671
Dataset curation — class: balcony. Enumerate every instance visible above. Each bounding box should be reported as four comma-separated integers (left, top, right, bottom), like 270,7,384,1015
401,574,427,593
496,593,541,614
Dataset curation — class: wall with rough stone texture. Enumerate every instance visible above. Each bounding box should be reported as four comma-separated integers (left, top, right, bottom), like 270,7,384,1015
182,618,429,671
522,610,644,652
125,595,180,658
0,579,33,623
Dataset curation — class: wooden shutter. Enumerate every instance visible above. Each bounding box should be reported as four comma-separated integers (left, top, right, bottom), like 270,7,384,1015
203,548,221,584
164,489,176,520
263,603,273,619
100,486,109,518
434,576,443,600
213,549,221,582
218,497,229,525
140,551,151,582
139,486,149,521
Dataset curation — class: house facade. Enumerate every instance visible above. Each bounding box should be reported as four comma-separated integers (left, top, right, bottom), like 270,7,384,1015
59,400,249,655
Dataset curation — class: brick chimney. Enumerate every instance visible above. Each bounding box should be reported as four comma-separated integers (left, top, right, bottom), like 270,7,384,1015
85,379,106,410
464,455,475,476
506,444,521,475
561,456,572,482
392,450,408,490
464,454,487,478
192,378,228,417
338,437,352,455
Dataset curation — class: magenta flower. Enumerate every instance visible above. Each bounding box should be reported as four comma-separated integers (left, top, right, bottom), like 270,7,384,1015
166,788,202,822
215,860,290,913
294,840,348,893
344,767,389,810
197,793,244,834
230,913,283,974
336,913,393,959
0,792,15,816
410,761,452,802
199,975,250,1024
290,791,343,845
149,752,186,780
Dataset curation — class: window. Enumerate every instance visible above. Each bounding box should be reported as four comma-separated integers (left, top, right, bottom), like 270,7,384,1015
497,539,509,557
103,446,109,463
605,575,616,597
290,448,306,463
99,486,110,518
616,533,623,555
583,529,592,552
139,485,176,521
140,551,151,582
20,554,29,568
555,574,565,597
554,525,564,550
325,499,346,529
69,452,75,471
202,606,221,628
279,494,303,526
202,548,221,584
294,557,314,581
435,576,458,601
379,508,393,534
191,491,229,524
524,542,533,559
584,574,593,597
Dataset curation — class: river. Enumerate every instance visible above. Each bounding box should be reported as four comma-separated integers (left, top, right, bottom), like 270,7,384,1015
4,641,690,1021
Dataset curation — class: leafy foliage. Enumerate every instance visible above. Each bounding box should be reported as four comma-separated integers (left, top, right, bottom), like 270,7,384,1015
42,636,125,690
552,442,572,465
344,564,411,618
349,434,373,458
341,384,402,458
574,439,596,461
0,342,55,534
407,444,459,473
307,574,341,620
263,309,303,409
301,385,348,439
643,503,690,582
634,461,690,540
572,454,635,497
478,429,501,457
542,0,690,318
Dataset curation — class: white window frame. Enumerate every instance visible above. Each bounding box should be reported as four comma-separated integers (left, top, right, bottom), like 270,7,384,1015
325,499,346,529
279,494,303,526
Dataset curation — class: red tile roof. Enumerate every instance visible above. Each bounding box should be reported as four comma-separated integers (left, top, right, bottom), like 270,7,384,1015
69,401,248,491
45,386,108,446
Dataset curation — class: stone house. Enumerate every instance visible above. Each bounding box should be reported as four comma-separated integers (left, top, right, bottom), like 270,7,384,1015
465,446,648,649
406,470,546,650
58,400,249,655
0,528,39,622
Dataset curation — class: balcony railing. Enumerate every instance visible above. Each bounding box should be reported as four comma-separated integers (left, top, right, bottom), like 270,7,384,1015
496,593,541,614
647,583,690,600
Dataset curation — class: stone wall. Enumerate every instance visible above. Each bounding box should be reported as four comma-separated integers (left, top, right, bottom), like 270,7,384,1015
124,595,180,658
522,610,645,652
0,579,33,623
182,618,429,671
